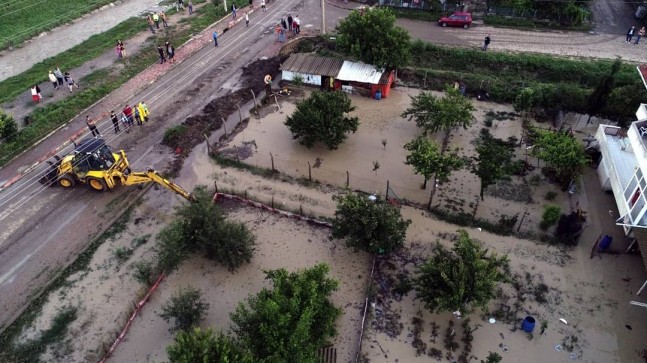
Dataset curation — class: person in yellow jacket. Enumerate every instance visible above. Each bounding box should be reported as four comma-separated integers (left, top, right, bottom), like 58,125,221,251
138,101,149,123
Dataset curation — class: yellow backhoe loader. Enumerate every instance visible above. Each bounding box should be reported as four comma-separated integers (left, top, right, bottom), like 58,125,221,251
39,138,194,202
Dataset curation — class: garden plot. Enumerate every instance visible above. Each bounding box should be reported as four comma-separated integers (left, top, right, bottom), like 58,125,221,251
223,86,571,237
109,204,372,363
361,208,647,363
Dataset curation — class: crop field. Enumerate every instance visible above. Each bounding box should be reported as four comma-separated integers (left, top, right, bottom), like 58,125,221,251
0,0,115,50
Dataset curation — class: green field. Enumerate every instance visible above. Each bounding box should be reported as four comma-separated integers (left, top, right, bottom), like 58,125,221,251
0,0,115,50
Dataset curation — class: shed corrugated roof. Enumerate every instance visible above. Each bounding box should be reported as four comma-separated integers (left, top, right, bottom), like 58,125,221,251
280,54,344,77
337,61,383,84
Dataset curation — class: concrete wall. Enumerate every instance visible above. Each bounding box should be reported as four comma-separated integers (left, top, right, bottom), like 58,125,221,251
281,71,321,86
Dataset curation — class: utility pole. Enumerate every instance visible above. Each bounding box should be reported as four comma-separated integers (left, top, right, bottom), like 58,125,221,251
224,0,228,13
321,0,326,34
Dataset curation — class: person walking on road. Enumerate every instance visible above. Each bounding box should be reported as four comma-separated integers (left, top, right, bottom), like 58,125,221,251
53,66,64,87
245,12,249,27
188,1,193,14
123,105,134,126
287,14,293,32
147,15,155,34
116,40,125,59
166,42,176,63
213,31,218,47
636,26,646,44
261,0,266,12
138,101,149,123
30,85,42,103
281,17,287,30
134,106,142,126
110,110,120,134
86,115,100,137
178,0,185,11
627,26,635,43
153,12,160,29
294,15,301,34
120,111,131,133
48,71,58,90
158,46,167,64
64,72,79,92
161,11,169,27
232,4,237,19
482,34,491,51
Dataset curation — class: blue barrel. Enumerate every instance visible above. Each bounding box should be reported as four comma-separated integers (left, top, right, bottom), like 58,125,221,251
522,316,535,333
599,235,612,250
374,90,382,100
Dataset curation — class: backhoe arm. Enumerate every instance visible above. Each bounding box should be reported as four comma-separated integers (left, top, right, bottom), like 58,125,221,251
124,169,195,202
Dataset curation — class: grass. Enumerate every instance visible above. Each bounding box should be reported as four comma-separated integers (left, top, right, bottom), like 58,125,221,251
384,6,440,22
0,0,250,167
0,0,117,51
0,207,133,363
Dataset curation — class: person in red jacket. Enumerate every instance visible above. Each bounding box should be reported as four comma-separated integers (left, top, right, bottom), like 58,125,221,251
123,105,134,126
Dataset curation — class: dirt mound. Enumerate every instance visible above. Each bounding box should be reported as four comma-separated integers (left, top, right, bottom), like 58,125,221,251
164,56,283,175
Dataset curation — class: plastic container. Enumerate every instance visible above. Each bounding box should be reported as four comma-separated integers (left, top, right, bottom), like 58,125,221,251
522,316,536,333
374,90,382,100
599,235,612,250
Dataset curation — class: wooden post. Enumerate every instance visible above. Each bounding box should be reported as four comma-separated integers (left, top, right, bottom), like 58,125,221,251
427,177,437,210
222,117,228,139
237,103,242,123
270,153,275,171
234,145,240,162
385,180,390,201
274,95,282,113
214,180,218,194
308,161,312,181
346,171,349,187
271,195,274,208
244,189,247,200
251,90,257,110
204,133,211,155
300,204,303,215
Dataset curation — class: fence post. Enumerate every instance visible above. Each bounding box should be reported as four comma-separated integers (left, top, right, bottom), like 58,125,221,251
214,180,218,194
308,161,312,181
274,95,282,113
237,103,243,123
244,189,247,199
346,171,349,187
271,195,274,208
222,117,228,140
385,180,389,201
234,145,240,162
300,204,303,216
204,133,211,155
270,153,275,171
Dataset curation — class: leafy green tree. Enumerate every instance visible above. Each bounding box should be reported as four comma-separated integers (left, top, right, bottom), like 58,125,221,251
532,129,588,186
331,193,411,255
155,221,189,273
471,129,516,200
404,135,464,189
414,230,508,314
284,91,359,150
167,328,254,363
586,58,621,123
175,186,256,271
160,286,210,332
540,204,561,230
336,7,410,70
402,86,475,135
230,264,341,363
0,109,18,141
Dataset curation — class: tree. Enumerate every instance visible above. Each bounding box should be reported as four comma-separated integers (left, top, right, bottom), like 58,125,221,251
471,129,516,200
404,135,464,189
336,7,410,70
532,129,588,186
331,193,411,255
160,286,210,332
284,91,359,150
167,328,254,363
402,86,475,135
414,230,508,314
175,186,256,271
0,109,18,141
230,264,341,363
586,58,621,123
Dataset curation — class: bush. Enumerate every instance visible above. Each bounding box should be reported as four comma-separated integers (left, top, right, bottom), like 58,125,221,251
0,110,18,141
540,205,561,230
155,221,189,273
163,125,189,148
544,191,558,201
160,286,210,332
132,261,154,285
167,328,254,363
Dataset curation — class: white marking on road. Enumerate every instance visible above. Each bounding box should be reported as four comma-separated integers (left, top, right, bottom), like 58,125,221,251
0,206,86,287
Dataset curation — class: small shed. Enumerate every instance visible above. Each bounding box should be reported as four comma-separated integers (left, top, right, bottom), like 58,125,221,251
336,60,394,98
280,53,344,87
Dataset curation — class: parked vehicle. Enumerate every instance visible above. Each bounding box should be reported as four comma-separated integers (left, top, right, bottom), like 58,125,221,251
438,12,473,28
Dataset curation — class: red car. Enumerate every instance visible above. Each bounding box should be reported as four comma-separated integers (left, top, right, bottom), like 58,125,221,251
438,12,473,29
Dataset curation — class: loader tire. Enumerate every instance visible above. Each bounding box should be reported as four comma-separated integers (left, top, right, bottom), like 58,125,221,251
58,175,76,188
87,178,108,192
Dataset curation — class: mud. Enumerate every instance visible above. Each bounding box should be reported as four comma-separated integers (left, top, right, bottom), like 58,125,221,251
164,56,283,175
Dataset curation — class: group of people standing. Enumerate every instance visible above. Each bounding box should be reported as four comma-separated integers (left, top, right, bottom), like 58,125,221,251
107,102,151,135
275,14,300,42
626,26,646,44
158,42,176,64
33,66,79,103
147,11,169,34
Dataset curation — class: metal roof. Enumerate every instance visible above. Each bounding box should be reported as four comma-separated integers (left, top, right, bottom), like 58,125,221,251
337,60,383,84
280,53,344,77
